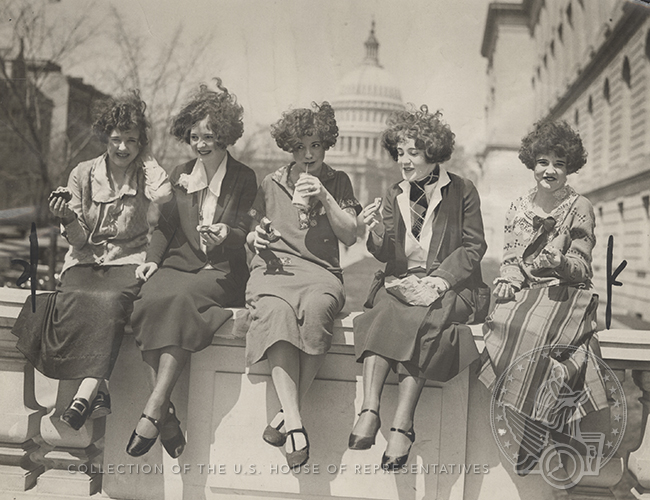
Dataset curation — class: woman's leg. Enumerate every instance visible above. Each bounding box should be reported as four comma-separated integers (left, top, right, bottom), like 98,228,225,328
351,354,391,436
385,374,426,457
266,341,324,452
73,377,101,403
134,346,190,439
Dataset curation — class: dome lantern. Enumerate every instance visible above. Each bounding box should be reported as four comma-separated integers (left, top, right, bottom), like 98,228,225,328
364,21,380,67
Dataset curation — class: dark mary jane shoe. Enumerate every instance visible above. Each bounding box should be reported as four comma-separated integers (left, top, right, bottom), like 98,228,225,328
126,414,160,457
348,408,381,450
89,391,111,420
263,409,286,447
381,427,415,471
285,428,309,469
60,397,90,431
161,402,186,459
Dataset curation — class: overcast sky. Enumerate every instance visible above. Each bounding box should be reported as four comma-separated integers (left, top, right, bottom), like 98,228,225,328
17,0,495,154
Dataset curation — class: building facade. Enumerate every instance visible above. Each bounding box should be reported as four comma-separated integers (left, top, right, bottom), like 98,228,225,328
480,0,650,319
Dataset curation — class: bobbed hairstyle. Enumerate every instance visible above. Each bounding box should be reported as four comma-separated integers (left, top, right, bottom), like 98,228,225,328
518,120,587,174
92,90,149,146
170,78,244,149
271,101,338,153
382,105,455,164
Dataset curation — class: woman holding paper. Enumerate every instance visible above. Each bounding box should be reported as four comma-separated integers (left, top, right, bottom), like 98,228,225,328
245,102,360,468
350,105,488,470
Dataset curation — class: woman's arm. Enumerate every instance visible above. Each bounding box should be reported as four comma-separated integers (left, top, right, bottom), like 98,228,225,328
59,166,91,249
366,191,396,263
220,168,258,249
146,195,179,266
498,201,526,291
140,151,172,204
551,196,595,284
430,180,487,288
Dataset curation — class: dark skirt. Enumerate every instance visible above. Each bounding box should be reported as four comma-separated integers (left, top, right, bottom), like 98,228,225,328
131,266,243,353
12,264,141,380
478,285,608,424
353,279,479,382
245,254,345,366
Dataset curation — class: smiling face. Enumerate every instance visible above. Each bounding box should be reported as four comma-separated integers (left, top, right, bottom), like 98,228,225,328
106,128,141,170
396,137,431,182
292,134,326,174
534,152,568,194
190,117,222,161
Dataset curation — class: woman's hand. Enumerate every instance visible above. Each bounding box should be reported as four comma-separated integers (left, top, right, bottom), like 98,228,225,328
135,262,158,282
361,198,385,236
532,246,563,270
250,224,281,252
198,223,230,249
295,174,327,203
421,276,450,295
49,195,74,222
493,279,516,302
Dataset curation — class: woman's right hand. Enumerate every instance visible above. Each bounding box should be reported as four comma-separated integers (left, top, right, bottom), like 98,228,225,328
493,279,516,302
361,198,384,236
49,196,74,222
251,224,281,252
135,262,158,282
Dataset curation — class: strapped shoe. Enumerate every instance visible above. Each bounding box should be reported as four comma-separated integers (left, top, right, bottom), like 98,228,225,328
381,427,415,471
263,409,286,447
126,414,160,457
161,402,186,459
60,397,90,431
285,427,309,468
348,408,381,450
89,391,111,420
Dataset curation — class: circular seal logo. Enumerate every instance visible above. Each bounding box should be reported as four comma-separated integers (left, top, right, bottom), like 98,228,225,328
489,344,626,489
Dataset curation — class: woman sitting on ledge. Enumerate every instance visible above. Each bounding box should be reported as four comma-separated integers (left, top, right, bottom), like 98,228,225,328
127,79,257,458
351,106,488,470
246,102,360,468
478,120,609,476
12,91,171,431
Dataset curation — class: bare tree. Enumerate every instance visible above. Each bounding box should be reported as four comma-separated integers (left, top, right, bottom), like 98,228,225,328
104,7,217,169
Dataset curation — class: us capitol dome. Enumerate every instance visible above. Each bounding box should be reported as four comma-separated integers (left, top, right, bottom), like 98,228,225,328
327,22,405,205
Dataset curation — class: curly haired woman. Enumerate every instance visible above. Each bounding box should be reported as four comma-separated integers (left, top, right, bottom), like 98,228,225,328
245,102,360,467
478,120,608,476
13,90,171,431
126,79,257,458
350,105,488,470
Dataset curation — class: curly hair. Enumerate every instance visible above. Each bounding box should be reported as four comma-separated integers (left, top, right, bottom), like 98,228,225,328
170,78,244,148
381,105,455,163
518,120,587,174
92,90,150,145
271,101,338,152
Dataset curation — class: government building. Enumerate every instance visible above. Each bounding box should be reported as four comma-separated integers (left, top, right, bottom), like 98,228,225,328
480,0,650,320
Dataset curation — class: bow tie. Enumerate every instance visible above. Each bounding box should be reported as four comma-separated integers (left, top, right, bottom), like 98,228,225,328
532,215,556,232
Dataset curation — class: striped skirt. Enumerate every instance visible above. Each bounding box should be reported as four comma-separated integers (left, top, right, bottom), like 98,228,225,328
478,285,608,426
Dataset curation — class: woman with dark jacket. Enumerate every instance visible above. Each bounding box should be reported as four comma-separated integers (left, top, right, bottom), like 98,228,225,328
126,79,256,458
350,105,488,470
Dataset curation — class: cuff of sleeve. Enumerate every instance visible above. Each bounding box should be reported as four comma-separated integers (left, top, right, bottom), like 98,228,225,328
430,269,456,288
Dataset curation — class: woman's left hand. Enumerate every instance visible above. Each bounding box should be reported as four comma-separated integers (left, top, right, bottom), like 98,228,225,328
198,223,230,249
295,174,326,202
532,246,563,269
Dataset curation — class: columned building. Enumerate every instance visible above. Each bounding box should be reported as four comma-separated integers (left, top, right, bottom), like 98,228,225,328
328,22,405,206
481,0,650,319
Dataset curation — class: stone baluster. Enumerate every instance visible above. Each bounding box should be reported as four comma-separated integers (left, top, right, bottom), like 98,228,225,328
0,289,46,492
628,370,650,498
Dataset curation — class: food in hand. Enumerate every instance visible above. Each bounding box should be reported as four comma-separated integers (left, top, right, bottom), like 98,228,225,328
48,188,72,203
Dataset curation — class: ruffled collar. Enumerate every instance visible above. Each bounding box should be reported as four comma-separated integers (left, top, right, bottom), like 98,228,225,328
90,153,139,203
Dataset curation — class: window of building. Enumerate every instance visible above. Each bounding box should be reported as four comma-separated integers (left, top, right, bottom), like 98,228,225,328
558,23,564,43
574,108,579,126
543,54,548,68
645,29,650,60
566,3,573,28
604,78,610,103
588,95,593,114
532,76,536,89
550,40,555,57
537,66,541,79
622,56,632,88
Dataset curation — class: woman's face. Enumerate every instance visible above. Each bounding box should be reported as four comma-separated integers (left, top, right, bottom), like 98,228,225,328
292,134,325,174
106,128,141,170
190,117,221,160
396,137,430,182
534,152,568,194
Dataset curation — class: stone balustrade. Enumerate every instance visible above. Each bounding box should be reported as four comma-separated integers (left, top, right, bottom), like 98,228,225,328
0,286,648,500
